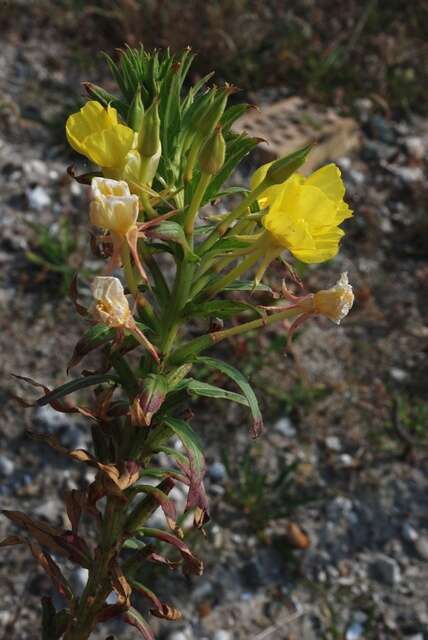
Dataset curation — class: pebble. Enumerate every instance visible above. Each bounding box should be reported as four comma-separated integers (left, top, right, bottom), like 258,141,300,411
212,631,234,640
371,554,401,585
354,97,373,121
69,568,88,596
388,165,424,183
274,417,296,438
389,367,409,382
27,184,51,210
168,629,194,640
414,537,428,561
369,114,396,144
402,522,419,543
349,169,365,185
339,453,354,467
404,136,426,160
345,622,364,640
0,455,15,476
325,436,342,451
208,461,228,483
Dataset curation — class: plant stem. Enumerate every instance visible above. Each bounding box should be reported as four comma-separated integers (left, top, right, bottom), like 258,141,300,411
184,172,211,238
169,304,300,364
204,242,266,298
197,179,268,255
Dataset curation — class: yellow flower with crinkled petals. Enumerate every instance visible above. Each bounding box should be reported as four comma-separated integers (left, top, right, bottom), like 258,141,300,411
252,163,352,264
66,101,135,168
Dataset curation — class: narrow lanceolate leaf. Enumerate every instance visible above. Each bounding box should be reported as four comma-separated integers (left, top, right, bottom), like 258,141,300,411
183,299,258,319
67,324,115,372
196,357,264,438
130,579,182,621
185,379,249,406
138,528,203,576
127,484,177,531
122,607,155,640
36,374,118,406
162,417,209,527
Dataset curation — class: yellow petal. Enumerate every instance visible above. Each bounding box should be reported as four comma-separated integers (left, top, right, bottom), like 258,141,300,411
305,163,345,201
83,125,135,168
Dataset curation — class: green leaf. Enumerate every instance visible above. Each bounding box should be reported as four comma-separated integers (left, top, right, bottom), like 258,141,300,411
196,357,263,438
36,374,118,406
199,236,251,258
148,221,198,261
161,417,204,472
67,324,115,371
185,378,249,406
183,299,258,319
123,607,155,640
223,280,273,293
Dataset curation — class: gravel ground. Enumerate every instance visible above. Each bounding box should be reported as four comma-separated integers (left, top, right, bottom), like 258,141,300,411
1,7,428,640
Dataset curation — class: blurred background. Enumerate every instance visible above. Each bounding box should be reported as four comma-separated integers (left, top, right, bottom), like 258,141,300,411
0,1,427,639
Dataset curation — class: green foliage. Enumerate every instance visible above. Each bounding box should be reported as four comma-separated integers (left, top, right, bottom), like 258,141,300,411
221,445,310,532
26,217,80,295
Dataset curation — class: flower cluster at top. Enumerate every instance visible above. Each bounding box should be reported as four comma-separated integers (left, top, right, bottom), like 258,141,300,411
64,47,354,364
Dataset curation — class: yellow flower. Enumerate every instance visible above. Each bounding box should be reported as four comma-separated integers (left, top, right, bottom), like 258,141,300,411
252,163,352,263
90,276,132,328
90,177,139,236
66,101,135,168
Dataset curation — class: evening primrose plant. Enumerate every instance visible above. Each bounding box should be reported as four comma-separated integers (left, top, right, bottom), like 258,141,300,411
2,47,354,640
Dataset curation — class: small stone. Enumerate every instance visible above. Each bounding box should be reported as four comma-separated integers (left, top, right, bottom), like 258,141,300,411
346,622,364,640
168,629,194,640
274,417,296,438
390,367,408,382
210,484,225,497
27,185,51,210
362,140,396,162
0,455,15,476
354,98,373,121
35,498,62,522
388,165,424,183
402,522,419,543
404,136,426,160
339,453,354,467
349,169,365,185
69,568,88,595
325,436,342,451
414,537,428,561
369,114,396,144
212,631,233,640
371,554,401,585
208,461,227,483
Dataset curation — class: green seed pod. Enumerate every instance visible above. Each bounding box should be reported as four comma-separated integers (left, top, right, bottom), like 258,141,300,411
265,144,313,186
128,86,145,133
139,97,161,157
199,126,226,176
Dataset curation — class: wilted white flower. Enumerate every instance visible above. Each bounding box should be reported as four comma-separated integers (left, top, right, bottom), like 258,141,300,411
90,177,139,236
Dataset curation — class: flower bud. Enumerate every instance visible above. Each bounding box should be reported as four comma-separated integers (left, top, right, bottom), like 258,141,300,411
128,86,145,133
139,98,161,158
265,143,313,186
199,126,226,176
90,276,132,328
90,177,139,236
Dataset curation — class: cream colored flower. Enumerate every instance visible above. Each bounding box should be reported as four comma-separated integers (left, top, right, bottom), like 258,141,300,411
90,177,139,236
311,272,354,324
90,276,132,328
